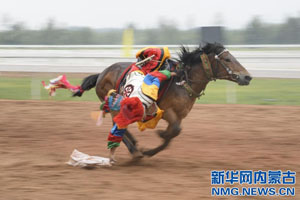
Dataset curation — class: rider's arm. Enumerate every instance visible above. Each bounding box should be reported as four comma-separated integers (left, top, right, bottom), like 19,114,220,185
147,70,174,82
141,70,175,101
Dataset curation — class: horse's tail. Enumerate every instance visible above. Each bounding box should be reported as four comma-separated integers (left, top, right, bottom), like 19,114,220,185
73,74,99,97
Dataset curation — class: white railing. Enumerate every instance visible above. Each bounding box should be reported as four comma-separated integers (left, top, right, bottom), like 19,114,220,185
0,45,300,78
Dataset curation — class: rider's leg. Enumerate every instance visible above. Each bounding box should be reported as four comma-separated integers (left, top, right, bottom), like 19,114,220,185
107,124,127,162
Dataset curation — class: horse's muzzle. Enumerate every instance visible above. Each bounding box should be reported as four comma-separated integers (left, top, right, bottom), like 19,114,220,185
236,74,252,85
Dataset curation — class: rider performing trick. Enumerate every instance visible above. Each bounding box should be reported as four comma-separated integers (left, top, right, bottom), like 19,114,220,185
103,46,176,163
43,46,177,164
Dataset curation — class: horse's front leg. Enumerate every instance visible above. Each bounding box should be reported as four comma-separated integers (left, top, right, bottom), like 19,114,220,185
109,111,143,161
142,109,182,157
123,130,143,159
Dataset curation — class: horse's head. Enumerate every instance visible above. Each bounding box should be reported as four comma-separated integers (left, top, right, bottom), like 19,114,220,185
204,43,252,85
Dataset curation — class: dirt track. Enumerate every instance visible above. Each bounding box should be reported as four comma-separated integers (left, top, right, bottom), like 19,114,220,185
0,100,299,200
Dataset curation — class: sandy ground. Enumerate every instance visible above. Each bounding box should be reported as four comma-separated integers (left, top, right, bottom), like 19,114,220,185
0,100,299,200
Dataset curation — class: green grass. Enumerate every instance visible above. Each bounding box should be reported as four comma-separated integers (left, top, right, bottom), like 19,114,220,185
1,77,300,105
198,78,300,105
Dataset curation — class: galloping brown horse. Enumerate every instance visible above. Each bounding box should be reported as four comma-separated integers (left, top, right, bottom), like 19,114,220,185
74,43,252,158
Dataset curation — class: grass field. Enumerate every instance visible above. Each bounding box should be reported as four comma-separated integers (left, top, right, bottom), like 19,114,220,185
0,76,300,105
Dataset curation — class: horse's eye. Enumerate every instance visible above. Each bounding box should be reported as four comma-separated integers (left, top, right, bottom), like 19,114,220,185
225,58,231,62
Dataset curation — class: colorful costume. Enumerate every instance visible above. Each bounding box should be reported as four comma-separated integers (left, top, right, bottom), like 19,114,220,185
107,70,172,149
106,47,172,149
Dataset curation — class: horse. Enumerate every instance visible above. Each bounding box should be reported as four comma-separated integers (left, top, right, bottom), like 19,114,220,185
74,43,252,158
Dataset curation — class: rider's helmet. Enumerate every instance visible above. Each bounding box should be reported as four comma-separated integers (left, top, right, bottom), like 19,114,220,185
135,46,171,73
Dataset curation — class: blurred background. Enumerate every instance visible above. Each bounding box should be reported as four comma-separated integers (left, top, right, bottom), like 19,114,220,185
0,0,299,45
0,1,299,200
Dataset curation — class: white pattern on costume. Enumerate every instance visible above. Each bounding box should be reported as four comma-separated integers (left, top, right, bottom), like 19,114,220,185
122,71,154,109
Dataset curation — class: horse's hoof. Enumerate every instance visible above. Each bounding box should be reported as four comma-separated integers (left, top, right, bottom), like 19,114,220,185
131,149,144,160
132,150,143,158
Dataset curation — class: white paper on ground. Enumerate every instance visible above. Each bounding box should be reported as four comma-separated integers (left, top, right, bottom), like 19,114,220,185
67,149,111,167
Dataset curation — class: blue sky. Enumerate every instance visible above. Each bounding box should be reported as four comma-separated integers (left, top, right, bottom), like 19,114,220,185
0,0,299,29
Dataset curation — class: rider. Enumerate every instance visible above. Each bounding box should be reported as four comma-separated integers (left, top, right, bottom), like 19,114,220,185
104,46,176,163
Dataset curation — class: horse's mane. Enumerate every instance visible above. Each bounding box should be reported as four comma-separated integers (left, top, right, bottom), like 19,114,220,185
178,43,225,66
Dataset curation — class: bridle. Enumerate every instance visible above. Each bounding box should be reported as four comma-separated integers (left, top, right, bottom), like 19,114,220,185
179,48,239,98
185,48,240,83
214,49,240,81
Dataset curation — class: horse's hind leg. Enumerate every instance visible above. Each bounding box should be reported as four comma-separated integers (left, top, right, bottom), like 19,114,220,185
142,109,182,157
